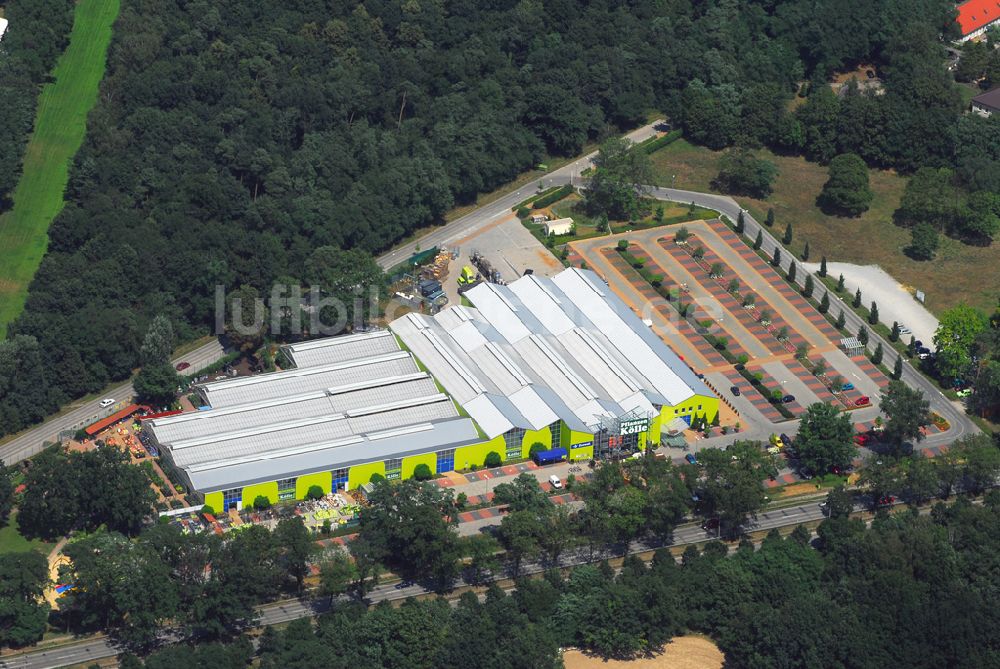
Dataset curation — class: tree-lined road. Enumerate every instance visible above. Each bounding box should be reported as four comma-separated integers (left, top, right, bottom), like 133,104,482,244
0,495,829,669
375,121,664,270
0,340,225,465
647,186,977,448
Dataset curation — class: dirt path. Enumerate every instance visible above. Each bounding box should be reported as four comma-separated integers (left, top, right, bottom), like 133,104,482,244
563,636,724,669
44,537,70,608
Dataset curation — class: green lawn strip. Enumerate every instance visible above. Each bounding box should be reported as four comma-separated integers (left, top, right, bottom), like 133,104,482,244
650,138,998,314
0,513,53,556
0,0,120,336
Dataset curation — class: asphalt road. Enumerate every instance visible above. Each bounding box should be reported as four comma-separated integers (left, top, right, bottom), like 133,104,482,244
374,121,664,270
0,496,830,669
0,340,226,465
0,122,663,467
646,186,978,448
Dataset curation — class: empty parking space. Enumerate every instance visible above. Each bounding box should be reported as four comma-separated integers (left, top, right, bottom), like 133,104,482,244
569,217,892,433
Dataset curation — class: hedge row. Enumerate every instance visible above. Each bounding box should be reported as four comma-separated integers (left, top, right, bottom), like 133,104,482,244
532,184,574,209
641,129,682,154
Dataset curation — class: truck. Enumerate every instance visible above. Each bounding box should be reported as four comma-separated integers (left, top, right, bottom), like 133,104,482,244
457,266,476,285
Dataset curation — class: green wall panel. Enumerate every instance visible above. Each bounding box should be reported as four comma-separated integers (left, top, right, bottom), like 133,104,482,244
455,435,505,469
348,461,386,490
242,481,278,507
296,471,331,499
521,427,552,458
204,491,223,512
402,452,437,479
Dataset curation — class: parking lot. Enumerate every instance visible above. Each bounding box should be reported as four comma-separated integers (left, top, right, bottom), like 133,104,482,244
439,212,565,306
569,218,891,433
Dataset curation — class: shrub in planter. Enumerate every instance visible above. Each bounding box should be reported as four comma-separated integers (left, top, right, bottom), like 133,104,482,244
253,495,272,511
201,505,216,517
307,485,324,500
529,442,546,459
484,451,502,468
413,463,434,481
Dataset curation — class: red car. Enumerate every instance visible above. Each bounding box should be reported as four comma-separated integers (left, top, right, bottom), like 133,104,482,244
854,433,870,446
175,362,191,371
854,396,871,407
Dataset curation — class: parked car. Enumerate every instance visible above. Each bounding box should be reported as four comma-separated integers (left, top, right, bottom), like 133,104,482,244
854,433,870,446
99,398,115,408
782,394,795,404
548,475,563,489
175,361,191,371
799,468,814,480
701,517,719,531
876,495,896,507
841,382,854,391
865,69,875,79
956,388,972,398
730,385,741,396
855,396,871,407
685,453,698,465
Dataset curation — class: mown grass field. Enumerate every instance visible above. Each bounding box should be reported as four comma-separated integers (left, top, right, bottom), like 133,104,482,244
650,139,1000,315
0,0,120,337
0,514,52,556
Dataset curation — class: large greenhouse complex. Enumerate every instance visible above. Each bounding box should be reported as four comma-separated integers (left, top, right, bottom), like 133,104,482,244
146,268,718,511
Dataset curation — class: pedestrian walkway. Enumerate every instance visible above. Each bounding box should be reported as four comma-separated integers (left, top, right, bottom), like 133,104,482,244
785,358,840,407
653,235,785,357
704,220,835,346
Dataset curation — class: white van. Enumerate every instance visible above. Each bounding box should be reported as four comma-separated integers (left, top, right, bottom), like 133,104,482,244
99,398,115,408
549,475,563,489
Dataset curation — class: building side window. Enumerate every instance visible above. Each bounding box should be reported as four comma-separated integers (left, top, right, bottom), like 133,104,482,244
436,449,456,474
331,468,348,490
222,488,242,512
548,422,562,449
384,458,402,481
504,427,526,459
277,477,296,500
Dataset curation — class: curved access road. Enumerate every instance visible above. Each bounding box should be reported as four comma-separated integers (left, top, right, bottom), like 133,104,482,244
375,122,664,270
646,186,977,448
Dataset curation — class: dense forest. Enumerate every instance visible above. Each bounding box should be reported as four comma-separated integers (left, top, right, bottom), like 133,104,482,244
86,493,1000,669
0,0,983,437
0,0,75,206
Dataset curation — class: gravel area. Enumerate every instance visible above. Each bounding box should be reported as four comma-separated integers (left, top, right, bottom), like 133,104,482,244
804,262,939,345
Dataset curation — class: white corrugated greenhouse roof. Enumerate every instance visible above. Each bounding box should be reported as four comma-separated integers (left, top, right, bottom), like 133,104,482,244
199,352,418,407
282,330,399,368
151,335,481,492
389,268,714,439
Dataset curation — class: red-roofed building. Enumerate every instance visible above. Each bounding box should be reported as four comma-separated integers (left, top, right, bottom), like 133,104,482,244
957,0,1000,41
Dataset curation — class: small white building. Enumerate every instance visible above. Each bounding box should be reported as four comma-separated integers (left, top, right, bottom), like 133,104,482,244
0,18,8,42
972,88,1000,117
530,213,548,224
543,217,574,236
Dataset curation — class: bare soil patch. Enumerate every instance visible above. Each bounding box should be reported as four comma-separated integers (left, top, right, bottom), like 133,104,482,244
563,636,724,669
